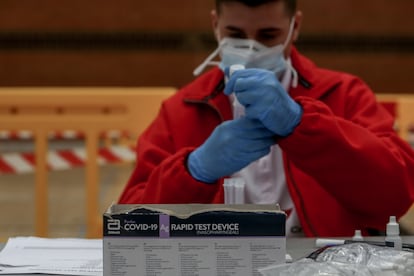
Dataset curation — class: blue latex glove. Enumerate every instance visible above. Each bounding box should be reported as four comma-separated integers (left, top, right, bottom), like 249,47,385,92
187,117,276,183
224,68,303,136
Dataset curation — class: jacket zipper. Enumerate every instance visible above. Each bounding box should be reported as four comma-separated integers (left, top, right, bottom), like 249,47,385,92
183,79,226,122
286,159,318,237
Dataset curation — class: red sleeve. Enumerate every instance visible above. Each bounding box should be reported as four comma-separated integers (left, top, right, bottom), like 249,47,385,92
118,104,223,204
280,77,414,223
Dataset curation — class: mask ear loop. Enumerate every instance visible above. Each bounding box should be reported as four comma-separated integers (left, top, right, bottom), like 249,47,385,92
284,17,298,88
287,60,298,88
193,47,221,76
283,17,296,49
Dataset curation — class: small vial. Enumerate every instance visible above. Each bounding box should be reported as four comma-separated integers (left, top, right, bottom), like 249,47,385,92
233,177,245,204
223,178,235,204
229,64,245,119
223,177,245,204
385,216,402,250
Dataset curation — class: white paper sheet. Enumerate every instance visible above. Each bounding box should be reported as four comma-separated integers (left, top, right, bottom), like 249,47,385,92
0,236,102,275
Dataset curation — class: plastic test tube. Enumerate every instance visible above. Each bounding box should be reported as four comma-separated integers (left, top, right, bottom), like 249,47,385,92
224,65,247,205
223,178,235,204
233,177,246,204
223,177,245,204
229,64,245,119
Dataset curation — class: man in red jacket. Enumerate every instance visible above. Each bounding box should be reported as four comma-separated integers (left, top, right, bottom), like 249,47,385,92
119,0,414,237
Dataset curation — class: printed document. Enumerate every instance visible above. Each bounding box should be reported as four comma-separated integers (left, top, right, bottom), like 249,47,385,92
0,236,102,275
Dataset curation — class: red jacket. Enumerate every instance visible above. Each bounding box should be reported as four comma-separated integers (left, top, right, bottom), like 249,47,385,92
119,48,414,237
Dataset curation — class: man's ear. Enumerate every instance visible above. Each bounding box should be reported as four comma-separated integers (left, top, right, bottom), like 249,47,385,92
211,9,220,41
292,10,303,42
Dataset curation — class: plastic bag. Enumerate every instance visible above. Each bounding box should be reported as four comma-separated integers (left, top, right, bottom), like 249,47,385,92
259,242,414,276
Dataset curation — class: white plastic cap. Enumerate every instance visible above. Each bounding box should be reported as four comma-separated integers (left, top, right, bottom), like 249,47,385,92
352,230,364,241
386,216,400,236
229,64,245,76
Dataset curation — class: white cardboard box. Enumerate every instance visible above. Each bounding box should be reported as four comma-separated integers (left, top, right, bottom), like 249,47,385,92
103,204,286,276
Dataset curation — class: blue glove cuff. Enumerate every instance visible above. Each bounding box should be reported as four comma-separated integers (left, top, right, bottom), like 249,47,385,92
283,102,303,136
187,152,217,184
263,99,303,137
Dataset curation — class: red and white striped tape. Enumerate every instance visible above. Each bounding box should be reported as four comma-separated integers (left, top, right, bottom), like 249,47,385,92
0,145,136,175
0,130,132,140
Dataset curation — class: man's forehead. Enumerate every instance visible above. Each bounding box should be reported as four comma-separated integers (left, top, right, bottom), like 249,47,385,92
217,1,290,27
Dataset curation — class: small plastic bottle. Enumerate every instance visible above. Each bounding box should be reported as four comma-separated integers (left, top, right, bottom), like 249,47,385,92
385,216,402,250
229,64,245,119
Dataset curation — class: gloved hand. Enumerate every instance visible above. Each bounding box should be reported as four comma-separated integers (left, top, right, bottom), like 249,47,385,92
187,117,276,183
224,68,303,136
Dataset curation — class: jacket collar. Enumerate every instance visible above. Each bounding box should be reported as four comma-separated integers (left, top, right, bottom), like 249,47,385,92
290,47,343,99
182,68,233,121
182,67,225,100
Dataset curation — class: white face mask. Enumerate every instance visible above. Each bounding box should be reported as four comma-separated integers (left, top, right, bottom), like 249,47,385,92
193,18,296,78
219,37,287,78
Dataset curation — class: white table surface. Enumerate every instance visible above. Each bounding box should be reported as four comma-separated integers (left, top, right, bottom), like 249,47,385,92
1,236,413,275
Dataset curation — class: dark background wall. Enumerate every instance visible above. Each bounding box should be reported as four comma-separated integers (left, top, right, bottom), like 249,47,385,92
0,0,413,93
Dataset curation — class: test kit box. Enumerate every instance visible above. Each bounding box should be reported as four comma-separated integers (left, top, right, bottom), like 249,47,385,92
103,204,286,276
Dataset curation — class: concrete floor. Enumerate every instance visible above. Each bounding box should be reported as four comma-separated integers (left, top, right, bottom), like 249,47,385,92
0,162,133,241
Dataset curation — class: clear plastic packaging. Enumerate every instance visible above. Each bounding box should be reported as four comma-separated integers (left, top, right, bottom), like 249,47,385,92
259,242,414,276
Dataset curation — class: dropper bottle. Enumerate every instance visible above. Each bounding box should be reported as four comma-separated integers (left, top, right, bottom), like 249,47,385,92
385,216,402,250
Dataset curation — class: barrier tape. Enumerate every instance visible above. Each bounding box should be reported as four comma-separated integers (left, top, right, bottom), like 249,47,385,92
0,145,136,175
0,130,132,140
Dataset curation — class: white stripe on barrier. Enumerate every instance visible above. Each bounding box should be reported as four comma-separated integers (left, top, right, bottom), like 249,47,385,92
2,153,33,174
97,155,107,165
17,130,32,140
72,148,106,165
47,151,71,171
106,130,122,139
110,145,136,162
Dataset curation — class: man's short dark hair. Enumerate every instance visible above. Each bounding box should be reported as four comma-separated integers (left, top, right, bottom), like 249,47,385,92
215,0,296,16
